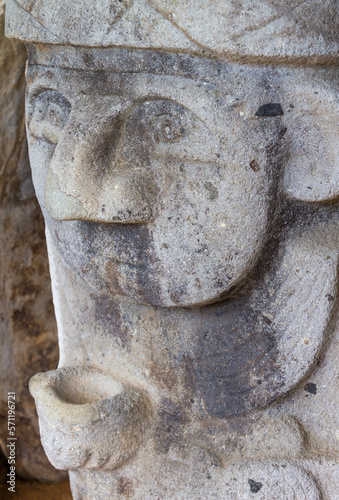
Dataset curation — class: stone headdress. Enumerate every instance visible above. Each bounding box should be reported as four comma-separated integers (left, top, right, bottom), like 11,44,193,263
5,0,339,64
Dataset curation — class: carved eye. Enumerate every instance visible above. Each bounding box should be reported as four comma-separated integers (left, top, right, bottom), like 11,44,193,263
120,99,222,164
29,90,71,144
152,114,185,143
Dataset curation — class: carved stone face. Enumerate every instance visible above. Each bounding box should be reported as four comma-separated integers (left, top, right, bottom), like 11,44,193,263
26,49,284,307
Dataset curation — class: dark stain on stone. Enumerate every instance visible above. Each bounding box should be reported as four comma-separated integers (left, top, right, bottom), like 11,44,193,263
278,127,287,139
255,103,283,117
154,398,189,454
60,220,163,306
169,282,188,304
304,382,317,395
148,340,178,391
83,52,95,69
248,479,263,493
193,301,281,418
262,315,272,325
204,181,218,201
94,294,130,349
215,309,226,317
196,244,209,255
181,352,195,394
117,477,134,498
250,159,261,172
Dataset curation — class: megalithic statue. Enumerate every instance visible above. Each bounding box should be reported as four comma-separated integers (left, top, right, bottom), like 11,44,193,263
5,1,339,498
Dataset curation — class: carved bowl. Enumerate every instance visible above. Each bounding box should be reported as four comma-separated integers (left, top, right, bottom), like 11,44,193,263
29,366,151,470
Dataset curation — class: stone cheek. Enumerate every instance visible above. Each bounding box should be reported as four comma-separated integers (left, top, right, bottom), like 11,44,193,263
3,4,339,498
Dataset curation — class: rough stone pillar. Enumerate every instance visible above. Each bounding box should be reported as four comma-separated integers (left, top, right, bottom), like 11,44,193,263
5,1,339,498
0,0,65,482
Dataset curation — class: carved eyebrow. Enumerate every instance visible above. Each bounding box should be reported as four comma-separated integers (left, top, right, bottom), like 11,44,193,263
28,46,222,81
27,65,220,92
27,85,60,101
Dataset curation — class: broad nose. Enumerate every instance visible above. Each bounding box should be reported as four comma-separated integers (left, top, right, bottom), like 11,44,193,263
45,102,156,223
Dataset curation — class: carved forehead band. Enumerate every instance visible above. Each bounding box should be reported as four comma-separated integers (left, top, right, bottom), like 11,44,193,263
5,0,339,65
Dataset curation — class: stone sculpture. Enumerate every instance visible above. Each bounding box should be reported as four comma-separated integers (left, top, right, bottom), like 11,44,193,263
5,1,339,498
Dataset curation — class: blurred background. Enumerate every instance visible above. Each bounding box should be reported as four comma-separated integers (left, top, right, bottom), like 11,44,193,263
0,1,71,497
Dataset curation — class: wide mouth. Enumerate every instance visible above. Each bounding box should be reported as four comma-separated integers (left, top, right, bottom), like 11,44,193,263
53,369,123,405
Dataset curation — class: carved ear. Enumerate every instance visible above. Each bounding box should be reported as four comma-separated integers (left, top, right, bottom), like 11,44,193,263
283,73,339,202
